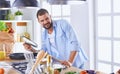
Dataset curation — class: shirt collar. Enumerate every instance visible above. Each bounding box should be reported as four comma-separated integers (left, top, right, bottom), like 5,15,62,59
52,20,57,28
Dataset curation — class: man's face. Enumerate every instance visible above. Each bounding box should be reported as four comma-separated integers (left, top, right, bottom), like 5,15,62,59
38,13,52,29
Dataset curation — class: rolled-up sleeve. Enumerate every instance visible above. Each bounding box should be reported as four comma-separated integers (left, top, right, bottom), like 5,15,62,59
41,32,47,51
61,20,79,51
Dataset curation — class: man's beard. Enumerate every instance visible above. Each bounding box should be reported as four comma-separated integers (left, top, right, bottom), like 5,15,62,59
44,22,53,29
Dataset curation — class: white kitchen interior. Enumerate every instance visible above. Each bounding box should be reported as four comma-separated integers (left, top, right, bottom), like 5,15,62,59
0,0,120,74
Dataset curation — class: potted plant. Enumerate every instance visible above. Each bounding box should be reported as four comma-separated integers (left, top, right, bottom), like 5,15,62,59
14,10,23,20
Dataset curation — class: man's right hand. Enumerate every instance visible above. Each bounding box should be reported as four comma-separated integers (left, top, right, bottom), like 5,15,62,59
23,43,34,52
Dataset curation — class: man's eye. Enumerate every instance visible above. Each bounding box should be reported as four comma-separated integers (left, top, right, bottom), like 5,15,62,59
40,20,44,22
45,18,49,21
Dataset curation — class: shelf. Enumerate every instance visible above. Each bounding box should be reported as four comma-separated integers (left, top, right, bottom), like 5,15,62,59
0,20,32,22
1,20,34,53
1,20,33,42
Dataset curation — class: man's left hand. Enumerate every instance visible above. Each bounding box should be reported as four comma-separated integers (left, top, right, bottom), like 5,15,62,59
60,60,72,67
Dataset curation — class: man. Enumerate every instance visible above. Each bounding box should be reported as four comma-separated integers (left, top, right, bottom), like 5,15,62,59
24,8,88,73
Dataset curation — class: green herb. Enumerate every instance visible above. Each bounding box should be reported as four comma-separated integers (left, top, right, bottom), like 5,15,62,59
57,68,62,72
65,71,77,74
14,10,23,16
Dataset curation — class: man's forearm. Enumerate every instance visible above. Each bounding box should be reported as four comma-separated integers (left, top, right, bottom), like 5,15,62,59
68,51,77,64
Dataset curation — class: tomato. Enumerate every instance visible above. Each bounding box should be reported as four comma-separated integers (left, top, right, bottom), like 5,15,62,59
0,68,5,74
80,70,87,74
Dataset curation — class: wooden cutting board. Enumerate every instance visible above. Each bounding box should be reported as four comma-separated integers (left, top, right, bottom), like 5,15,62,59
60,66,83,74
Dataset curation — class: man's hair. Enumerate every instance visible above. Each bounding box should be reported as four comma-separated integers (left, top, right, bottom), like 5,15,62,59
36,8,49,18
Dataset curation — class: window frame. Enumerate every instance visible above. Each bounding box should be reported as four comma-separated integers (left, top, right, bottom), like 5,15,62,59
95,0,120,73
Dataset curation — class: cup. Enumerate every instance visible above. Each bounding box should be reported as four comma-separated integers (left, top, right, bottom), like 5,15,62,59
0,44,6,60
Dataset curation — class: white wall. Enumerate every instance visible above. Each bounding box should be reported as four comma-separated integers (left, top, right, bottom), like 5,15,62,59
71,0,95,69
71,3,90,69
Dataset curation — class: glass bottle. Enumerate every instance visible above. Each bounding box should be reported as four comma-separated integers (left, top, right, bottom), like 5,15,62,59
0,44,6,60
23,25,30,39
46,55,54,74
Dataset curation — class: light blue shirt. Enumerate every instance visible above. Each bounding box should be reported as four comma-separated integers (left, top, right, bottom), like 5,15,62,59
41,19,88,68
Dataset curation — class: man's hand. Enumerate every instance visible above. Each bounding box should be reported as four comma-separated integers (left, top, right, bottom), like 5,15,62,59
23,43,36,52
60,51,77,67
60,60,72,67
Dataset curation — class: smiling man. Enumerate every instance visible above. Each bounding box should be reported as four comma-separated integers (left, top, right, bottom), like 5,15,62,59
23,8,88,73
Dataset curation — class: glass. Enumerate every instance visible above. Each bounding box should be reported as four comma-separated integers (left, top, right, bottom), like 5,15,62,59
16,26,26,35
113,41,120,63
113,16,120,38
97,0,111,13
113,66,120,73
0,44,6,60
52,17,62,20
98,40,111,61
98,63,111,73
52,5,61,16
62,5,70,16
98,16,111,37
42,1,51,14
113,0,120,13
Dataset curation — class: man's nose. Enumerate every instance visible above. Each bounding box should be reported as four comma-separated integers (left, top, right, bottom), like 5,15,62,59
43,20,48,24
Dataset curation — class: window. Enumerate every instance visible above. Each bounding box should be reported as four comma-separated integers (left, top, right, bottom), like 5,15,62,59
95,0,120,73
42,1,71,23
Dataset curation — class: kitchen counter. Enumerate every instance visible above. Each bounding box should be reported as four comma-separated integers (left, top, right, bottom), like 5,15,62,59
0,57,107,74
1,57,82,74
61,66,82,74
0,57,28,74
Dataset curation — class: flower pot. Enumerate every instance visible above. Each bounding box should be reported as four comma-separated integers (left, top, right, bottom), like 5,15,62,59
15,15,23,20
